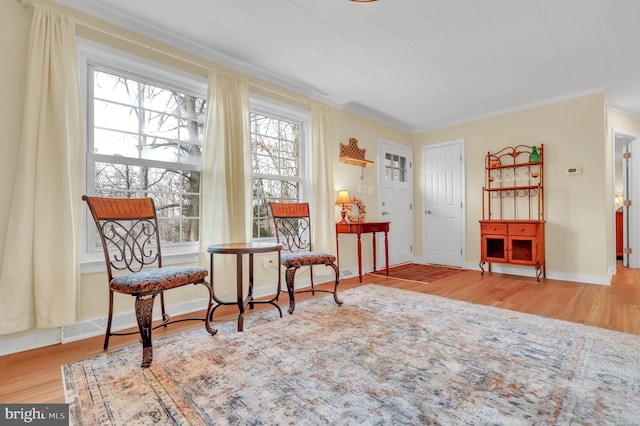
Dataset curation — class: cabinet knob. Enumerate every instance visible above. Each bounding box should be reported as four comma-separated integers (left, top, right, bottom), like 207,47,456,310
519,228,525,231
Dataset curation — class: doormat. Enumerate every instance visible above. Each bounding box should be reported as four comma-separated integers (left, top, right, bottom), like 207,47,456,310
370,263,465,283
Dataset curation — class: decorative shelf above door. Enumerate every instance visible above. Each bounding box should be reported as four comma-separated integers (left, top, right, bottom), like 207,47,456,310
339,138,374,168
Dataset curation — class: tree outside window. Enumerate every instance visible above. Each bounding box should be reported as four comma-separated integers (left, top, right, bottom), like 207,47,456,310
251,111,304,239
89,68,206,247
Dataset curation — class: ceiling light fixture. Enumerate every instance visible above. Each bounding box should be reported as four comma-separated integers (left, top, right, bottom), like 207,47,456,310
350,0,378,2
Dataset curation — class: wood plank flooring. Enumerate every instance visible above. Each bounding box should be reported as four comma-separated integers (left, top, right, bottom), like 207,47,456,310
1,265,639,404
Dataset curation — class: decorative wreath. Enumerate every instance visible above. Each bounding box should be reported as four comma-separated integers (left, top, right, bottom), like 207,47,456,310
346,196,366,223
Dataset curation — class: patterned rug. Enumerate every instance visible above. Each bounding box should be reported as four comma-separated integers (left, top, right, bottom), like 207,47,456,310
62,285,640,425
369,262,465,283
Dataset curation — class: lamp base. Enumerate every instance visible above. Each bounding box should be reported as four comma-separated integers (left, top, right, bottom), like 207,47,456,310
339,209,348,223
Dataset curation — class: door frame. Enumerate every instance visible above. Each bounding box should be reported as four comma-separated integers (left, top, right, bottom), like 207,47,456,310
377,138,414,266
612,128,639,270
421,138,466,266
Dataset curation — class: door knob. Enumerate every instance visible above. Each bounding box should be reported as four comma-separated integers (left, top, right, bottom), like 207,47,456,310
382,211,390,215
427,210,432,214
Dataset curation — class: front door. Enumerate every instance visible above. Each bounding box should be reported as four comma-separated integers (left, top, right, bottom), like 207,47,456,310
377,140,413,266
423,140,465,267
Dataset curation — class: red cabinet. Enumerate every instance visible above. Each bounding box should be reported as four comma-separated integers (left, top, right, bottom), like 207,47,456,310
616,210,623,259
479,145,545,281
480,220,545,280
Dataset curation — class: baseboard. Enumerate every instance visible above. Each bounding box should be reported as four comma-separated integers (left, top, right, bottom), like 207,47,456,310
0,275,341,356
0,328,62,357
463,262,611,286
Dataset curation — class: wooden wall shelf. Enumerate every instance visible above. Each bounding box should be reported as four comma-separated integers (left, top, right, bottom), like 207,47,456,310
339,138,373,168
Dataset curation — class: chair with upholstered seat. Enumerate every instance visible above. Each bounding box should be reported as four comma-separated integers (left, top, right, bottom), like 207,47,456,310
83,195,217,367
269,202,342,314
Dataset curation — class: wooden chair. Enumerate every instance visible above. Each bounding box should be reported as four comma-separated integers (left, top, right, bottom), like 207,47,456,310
83,196,217,367
269,202,342,314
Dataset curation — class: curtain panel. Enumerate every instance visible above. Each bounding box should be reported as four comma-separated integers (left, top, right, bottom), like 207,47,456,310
0,5,83,334
310,104,337,263
199,70,251,285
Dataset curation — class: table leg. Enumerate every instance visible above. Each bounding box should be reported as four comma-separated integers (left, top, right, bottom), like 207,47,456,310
248,253,255,310
336,233,340,277
384,230,389,276
357,232,363,283
236,253,244,331
372,232,377,272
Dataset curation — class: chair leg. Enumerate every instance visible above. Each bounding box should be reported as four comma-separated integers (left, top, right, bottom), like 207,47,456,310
198,281,218,336
309,265,315,295
103,290,115,350
135,294,156,368
160,292,169,325
329,263,343,306
285,267,297,314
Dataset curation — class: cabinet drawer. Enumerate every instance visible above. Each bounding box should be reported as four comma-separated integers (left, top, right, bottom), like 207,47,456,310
508,223,537,236
481,223,507,235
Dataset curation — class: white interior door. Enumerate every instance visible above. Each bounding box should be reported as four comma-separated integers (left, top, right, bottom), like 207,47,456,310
627,138,640,268
423,140,464,267
378,140,413,266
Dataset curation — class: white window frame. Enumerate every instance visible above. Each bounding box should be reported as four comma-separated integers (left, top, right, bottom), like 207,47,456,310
250,95,311,241
78,39,207,273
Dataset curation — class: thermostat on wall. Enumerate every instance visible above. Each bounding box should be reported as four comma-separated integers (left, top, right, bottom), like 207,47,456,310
566,166,582,175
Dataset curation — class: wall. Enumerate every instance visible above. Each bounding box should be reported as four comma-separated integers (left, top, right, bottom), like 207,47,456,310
0,0,411,346
0,0,623,350
413,93,610,283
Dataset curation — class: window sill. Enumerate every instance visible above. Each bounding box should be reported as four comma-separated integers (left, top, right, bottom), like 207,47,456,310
81,250,200,275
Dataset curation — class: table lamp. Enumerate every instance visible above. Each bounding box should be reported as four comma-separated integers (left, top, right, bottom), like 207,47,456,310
335,190,351,223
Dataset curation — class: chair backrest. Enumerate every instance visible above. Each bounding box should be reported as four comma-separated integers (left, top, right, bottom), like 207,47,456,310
83,196,162,280
269,202,313,253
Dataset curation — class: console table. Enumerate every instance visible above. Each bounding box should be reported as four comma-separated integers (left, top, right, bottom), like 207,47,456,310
336,221,390,282
207,242,283,331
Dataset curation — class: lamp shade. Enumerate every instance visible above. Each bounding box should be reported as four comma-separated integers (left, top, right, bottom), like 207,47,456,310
335,190,350,205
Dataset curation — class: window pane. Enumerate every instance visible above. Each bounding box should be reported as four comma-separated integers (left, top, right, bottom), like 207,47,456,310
251,109,304,239
385,153,408,183
90,68,205,246
94,100,140,133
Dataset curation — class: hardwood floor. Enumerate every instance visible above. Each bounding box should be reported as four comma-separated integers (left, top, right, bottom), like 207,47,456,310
1,265,639,404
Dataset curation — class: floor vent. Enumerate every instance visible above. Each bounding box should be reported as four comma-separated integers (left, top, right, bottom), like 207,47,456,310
61,320,104,343
342,269,355,278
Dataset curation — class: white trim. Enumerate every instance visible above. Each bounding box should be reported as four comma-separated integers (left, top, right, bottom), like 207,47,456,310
0,271,340,356
417,88,606,134
463,262,611,286
609,106,640,120
81,251,199,274
77,38,207,92
0,329,62,357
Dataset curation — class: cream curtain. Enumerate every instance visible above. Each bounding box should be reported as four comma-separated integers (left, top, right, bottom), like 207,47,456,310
199,70,251,258
0,6,83,334
310,104,337,256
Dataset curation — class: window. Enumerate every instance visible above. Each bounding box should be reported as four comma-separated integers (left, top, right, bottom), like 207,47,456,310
80,41,207,265
250,99,309,239
385,153,407,182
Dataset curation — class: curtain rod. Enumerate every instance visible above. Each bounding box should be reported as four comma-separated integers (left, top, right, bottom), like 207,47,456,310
16,0,318,104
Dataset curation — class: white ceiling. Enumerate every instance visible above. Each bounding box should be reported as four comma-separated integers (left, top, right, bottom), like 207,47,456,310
57,0,640,133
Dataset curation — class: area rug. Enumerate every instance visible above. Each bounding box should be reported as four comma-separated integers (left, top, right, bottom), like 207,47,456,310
370,262,465,283
62,284,640,425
